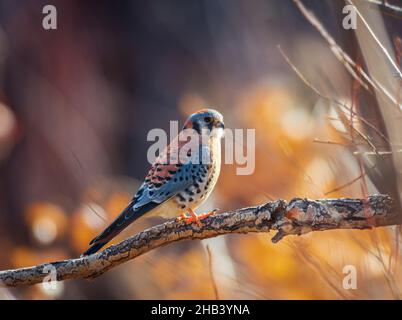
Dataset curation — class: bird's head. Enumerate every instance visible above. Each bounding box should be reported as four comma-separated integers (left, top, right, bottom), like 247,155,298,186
182,108,225,137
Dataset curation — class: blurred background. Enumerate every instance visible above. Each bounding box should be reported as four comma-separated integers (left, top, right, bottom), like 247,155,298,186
0,0,401,299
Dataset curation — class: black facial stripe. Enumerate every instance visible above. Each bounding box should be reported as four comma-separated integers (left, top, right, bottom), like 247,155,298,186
192,121,201,134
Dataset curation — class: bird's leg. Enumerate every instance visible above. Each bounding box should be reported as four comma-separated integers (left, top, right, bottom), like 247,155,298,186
181,208,201,225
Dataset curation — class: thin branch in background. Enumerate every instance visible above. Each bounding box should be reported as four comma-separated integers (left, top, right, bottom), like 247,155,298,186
278,43,385,196
313,138,351,147
337,106,380,155
362,0,402,17
350,64,360,145
393,226,401,274
348,67,371,219
370,231,397,296
280,151,325,197
278,46,389,148
350,84,366,213
348,0,402,80
358,144,371,219
351,232,401,299
313,139,396,155
87,203,108,223
392,36,402,272
205,245,220,300
277,45,325,96
358,159,369,203
324,164,376,195
226,267,272,300
395,36,402,118
292,0,401,109
353,150,401,156
289,240,358,299
292,0,371,91
142,253,266,300
328,105,391,146
321,129,386,147
67,147,108,224
348,233,393,298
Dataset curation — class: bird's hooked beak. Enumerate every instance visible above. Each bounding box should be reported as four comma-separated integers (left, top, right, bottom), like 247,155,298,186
216,120,225,129
213,120,225,139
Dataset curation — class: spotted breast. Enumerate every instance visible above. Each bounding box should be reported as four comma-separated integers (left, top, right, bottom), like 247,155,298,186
151,134,222,219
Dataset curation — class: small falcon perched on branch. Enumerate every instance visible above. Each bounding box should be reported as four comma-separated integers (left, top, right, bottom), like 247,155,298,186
82,109,225,256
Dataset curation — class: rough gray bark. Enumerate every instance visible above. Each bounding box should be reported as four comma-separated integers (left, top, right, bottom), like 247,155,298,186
0,194,397,287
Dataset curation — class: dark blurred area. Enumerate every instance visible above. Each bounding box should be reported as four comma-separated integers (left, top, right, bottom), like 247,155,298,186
0,0,401,299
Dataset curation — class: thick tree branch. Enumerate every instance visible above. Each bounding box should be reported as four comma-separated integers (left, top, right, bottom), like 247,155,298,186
0,194,398,287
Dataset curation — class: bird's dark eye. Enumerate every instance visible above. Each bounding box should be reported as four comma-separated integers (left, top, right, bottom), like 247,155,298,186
204,116,212,123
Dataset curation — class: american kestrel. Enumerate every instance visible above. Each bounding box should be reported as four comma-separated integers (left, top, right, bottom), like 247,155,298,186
82,109,225,256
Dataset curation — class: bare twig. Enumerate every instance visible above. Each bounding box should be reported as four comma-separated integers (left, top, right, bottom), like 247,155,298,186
353,150,402,156
278,46,390,146
347,0,402,80
289,240,357,299
324,164,376,195
313,138,351,147
0,194,397,287
292,0,401,109
361,0,402,20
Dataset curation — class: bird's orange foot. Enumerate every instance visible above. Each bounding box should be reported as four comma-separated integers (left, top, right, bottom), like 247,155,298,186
176,208,219,225
197,208,219,220
176,213,188,222
177,209,201,226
